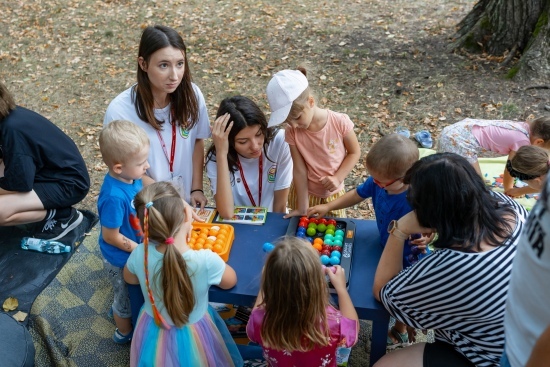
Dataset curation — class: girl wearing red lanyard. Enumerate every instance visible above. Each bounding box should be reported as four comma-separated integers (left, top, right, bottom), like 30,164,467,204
205,96,293,219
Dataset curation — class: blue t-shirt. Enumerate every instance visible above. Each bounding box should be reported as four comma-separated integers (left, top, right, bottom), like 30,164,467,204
356,177,415,267
98,174,143,268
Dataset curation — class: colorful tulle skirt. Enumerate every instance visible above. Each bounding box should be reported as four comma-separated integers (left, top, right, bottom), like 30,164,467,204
130,305,244,367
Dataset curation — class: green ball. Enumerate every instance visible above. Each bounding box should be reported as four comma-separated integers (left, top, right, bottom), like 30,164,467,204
325,228,335,236
317,223,327,232
306,227,317,236
327,224,336,231
307,222,317,229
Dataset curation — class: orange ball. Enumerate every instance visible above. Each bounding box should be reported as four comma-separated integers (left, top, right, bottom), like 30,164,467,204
217,233,227,242
313,242,322,251
208,229,219,237
204,243,213,250
213,244,223,253
313,238,324,245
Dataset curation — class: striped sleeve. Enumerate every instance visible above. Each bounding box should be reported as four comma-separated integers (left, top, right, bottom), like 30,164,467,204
380,191,526,367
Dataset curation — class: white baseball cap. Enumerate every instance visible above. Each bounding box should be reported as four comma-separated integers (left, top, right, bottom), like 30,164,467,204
266,70,309,127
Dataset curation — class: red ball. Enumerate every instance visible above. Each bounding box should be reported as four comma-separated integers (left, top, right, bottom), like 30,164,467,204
321,245,331,252
327,219,337,225
298,221,308,228
321,249,331,256
318,218,327,225
332,246,342,252
300,216,308,222
308,218,318,224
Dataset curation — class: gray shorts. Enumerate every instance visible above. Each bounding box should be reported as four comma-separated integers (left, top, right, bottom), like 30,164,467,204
103,259,131,319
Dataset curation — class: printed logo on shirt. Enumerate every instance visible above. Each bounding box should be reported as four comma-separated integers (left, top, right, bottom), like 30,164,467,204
129,213,144,238
327,139,338,154
180,126,190,139
267,165,277,183
236,178,241,183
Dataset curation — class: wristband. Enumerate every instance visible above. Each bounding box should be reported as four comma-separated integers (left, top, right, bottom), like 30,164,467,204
190,189,204,194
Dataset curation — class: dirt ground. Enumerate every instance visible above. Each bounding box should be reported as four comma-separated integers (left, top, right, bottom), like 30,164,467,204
1,0,549,365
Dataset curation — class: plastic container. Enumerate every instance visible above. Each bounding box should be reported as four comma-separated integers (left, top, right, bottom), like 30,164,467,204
21,237,71,254
189,223,235,262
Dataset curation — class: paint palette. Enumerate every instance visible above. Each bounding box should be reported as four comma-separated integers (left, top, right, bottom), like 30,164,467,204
189,223,235,262
286,216,355,290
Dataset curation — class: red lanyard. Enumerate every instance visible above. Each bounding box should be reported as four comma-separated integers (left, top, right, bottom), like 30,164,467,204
156,121,176,173
237,154,262,207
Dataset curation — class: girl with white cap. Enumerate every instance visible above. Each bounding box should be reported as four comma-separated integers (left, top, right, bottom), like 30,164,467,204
266,68,361,218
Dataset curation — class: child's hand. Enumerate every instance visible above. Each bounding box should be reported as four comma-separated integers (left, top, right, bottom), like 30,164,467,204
190,190,207,210
307,204,330,218
319,175,340,192
284,209,307,219
326,265,346,292
410,233,434,253
211,113,233,155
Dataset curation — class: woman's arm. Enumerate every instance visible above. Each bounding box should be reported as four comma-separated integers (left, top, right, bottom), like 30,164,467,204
272,188,290,213
320,130,361,191
285,145,309,218
190,139,207,209
373,212,432,301
211,115,235,219
526,325,550,367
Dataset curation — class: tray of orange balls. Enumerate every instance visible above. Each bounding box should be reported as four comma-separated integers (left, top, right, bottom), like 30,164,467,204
188,222,235,262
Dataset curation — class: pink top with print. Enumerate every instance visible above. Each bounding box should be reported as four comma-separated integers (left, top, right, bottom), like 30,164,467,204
246,305,358,367
285,110,354,198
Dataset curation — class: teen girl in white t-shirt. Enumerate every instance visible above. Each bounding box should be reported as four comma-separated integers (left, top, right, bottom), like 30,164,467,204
104,25,210,208
205,96,292,218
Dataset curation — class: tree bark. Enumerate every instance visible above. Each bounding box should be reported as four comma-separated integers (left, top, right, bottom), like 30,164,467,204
449,0,550,81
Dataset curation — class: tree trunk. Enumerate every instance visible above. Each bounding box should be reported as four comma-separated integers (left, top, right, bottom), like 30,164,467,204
450,0,550,81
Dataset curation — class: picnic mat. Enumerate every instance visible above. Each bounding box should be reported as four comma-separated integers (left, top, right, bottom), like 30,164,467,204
419,149,538,210
0,210,98,367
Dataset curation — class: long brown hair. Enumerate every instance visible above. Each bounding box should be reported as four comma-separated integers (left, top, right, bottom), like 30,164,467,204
134,25,199,131
259,237,331,352
135,182,195,327
510,145,550,179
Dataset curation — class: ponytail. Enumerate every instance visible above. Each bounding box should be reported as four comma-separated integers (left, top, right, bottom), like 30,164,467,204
135,182,195,328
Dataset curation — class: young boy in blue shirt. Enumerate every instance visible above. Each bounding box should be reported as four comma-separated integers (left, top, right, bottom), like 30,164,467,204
308,133,431,348
98,120,150,344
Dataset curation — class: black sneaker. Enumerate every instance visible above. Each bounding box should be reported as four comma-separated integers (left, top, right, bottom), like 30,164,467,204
34,208,83,241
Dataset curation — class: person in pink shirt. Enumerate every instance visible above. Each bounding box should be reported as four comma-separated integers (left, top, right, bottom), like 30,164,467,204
266,68,361,217
437,117,550,197
247,237,359,367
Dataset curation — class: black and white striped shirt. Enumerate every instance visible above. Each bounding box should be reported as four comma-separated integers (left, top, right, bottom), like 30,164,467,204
380,192,527,367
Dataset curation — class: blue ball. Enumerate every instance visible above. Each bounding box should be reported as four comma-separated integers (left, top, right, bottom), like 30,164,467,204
335,229,344,237
329,256,341,265
324,233,334,240
332,239,343,247
297,228,306,236
306,236,314,243
334,234,344,242
320,255,330,265
262,243,275,253
331,250,341,258
323,238,333,246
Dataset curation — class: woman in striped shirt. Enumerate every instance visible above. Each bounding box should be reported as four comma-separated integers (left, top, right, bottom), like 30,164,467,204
373,153,527,367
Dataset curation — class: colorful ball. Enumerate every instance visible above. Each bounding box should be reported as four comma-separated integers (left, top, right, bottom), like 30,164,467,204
262,243,275,253
306,227,317,236
335,229,344,237
332,245,343,252
332,239,343,247
329,256,341,265
320,255,330,265
323,233,334,241
327,224,336,231
334,234,344,242
307,222,317,229
327,219,337,226
317,223,327,233
331,250,341,258
323,238,333,246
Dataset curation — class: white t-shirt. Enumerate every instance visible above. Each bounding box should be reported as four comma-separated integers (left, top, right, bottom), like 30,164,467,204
103,84,211,199
504,177,550,367
206,130,292,211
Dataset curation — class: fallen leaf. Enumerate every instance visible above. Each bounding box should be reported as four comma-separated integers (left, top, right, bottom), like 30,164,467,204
3,297,18,312
12,311,28,322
